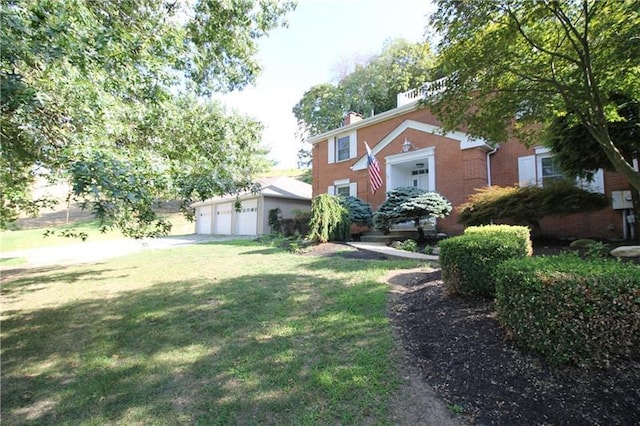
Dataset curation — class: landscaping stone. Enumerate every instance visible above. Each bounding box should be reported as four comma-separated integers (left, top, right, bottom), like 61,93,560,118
610,245,640,258
569,238,597,248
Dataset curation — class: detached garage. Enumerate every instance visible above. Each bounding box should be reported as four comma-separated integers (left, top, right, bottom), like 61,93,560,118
192,176,312,236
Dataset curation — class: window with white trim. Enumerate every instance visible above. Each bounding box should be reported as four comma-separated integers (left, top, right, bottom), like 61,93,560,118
328,179,357,197
327,131,357,164
336,136,350,161
518,148,604,193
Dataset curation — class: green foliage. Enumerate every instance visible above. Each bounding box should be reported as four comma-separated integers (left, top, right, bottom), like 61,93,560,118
280,210,311,237
440,226,532,297
307,194,349,243
464,225,533,256
430,0,640,191
457,182,609,237
423,245,436,255
583,241,611,260
0,0,293,235
268,208,282,234
374,187,426,234
495,255,640,367
339,196,373,227
395,239,418,252
294,39,435,166
374,187,451,238
546,94,640,181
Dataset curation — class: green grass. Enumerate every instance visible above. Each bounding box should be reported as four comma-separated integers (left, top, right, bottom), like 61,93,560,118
1,239,422,424
0,213,194,253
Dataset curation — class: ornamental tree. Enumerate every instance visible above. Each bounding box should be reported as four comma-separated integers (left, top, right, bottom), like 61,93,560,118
1,0,294,236
307,194,349,243
374,187,452,241
457,182,609,237
430,0,640,192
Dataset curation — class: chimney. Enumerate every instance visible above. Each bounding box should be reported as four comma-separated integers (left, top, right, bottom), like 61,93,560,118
343,112,363,126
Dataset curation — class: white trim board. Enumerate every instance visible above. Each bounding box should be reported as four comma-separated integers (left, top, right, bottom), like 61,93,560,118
351,120,490,171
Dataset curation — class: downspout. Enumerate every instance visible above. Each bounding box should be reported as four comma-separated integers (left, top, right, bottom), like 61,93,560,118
486,145,500,186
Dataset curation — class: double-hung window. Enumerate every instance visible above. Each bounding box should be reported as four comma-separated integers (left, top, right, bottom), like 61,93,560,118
328,131,357,164
336,136,350,161
328,179,357,197
518,148,604,193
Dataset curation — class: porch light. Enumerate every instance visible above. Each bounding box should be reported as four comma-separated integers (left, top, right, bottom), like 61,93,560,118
416,162,425,168
401,138,416,152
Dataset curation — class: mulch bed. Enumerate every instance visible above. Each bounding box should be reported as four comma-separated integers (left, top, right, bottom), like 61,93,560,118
304,242,640,425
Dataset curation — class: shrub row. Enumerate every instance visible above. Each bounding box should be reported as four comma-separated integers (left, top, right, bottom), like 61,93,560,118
495,255,640,367
439,225,532,297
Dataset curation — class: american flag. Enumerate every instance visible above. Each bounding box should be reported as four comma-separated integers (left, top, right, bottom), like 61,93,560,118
365,142,383,194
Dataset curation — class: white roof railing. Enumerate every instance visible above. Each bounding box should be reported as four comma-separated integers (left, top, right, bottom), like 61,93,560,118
396,77,447,107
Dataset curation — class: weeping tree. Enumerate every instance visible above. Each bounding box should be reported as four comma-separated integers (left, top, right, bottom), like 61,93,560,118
374,187,452,241
307,194,349,243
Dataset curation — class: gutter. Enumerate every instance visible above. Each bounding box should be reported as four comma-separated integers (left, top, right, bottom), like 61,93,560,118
486,145,500,186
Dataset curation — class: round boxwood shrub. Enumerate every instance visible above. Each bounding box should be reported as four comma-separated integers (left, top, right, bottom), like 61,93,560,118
440,228,531,298
495,255,640,367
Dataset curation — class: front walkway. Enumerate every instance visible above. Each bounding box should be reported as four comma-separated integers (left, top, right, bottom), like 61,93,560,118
348,241,439,262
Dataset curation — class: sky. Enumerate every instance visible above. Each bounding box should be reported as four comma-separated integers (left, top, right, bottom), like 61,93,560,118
218,0,436,170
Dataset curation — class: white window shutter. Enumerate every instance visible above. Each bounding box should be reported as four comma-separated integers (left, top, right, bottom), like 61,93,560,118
577,169,605,194
518,155,536,186
349,134,357,159
327,137,335,164
349,182,357,197
327,185,335,195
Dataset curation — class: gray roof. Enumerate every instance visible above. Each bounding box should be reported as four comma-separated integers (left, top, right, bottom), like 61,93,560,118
192,175,311,207
257,176,312,200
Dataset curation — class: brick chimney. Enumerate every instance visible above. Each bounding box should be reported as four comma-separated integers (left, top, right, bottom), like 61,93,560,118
343,111,363,126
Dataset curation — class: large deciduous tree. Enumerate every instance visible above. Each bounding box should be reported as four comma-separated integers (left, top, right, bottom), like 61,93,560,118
430,0,640,192
1,0,294,236
294,39,435,167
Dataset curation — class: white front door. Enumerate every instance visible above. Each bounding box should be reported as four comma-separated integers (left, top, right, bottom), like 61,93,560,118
411,169,429,191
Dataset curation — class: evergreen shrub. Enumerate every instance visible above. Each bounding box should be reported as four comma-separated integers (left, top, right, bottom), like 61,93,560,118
464,224,533,255
495,255,640,367
440,225,532,297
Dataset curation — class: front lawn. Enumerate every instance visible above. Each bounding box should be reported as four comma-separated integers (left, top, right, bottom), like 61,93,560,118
1,240,420,424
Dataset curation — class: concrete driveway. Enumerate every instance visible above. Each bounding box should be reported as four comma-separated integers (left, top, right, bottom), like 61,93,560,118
1,234,250,269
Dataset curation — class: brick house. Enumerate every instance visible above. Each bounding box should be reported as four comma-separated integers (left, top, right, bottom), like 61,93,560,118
308,84,635,240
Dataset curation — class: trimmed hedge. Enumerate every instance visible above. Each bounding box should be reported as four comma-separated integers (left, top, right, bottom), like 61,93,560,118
440,225,532,297
463,225,533,256
495,255,640,367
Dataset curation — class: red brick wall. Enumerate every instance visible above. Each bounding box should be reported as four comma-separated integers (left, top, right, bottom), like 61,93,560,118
312,109,633,240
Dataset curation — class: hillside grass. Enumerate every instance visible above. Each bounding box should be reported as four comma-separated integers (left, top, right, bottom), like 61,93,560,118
1,212,194,253
1,239,421,424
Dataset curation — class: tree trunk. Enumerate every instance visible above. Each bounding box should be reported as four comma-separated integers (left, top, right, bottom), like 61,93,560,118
589,127,640,193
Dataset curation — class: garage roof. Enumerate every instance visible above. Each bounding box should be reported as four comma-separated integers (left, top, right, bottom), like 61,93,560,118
191,176,311,207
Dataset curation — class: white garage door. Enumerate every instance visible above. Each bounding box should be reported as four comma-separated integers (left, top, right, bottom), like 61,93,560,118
236,199,258,235
214,203,233,235
196,206,212,234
